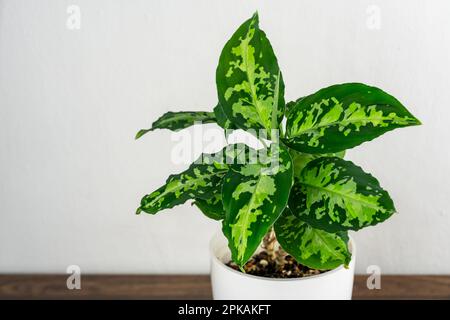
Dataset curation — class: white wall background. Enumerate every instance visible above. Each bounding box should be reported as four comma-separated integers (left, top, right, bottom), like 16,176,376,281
0,0,449,274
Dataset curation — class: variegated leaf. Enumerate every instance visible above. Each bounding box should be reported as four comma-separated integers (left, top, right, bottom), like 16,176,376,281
213,103,237,130
136,111,216,139
194,191,225,221
284,83,421,153
136,144,250,215
289,157,395,232
285,97,304,115
290,150,345,179
137,164,226,215
222,143,293,266
275,207,351,270
216,12,285,133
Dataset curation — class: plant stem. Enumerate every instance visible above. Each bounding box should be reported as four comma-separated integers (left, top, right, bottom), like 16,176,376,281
275,244,288,268
262,227,276,259
262,227,288,270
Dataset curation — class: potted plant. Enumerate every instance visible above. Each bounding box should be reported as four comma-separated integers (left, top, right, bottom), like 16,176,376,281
135,12,421,300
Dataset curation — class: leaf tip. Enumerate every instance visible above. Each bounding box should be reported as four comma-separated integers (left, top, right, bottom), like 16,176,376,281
250,11,259,23
135,129,151,140
135,207,142,215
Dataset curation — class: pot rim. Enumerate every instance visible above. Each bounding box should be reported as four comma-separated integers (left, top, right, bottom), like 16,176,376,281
210,232,356,282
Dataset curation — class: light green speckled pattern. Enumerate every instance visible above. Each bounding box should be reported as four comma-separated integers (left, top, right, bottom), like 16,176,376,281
213,103,237,131
194,191,225,221
290,149,345,179
289,156,395,232
216,12,285,133
284,83,421,153
136,111,216,139
137,144,249,215
222,143,293,266
275,207,351,270
135,13,423,270
137,161,226,215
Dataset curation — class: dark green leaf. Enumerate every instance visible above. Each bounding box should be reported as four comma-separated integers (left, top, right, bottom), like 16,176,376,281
194,191,225,221
285,97,304,115
136,111,216,139
289,157,395,232
290,149,345,179
275,207,351,270
213,103,237,130
216,12,285,133
222,143,293,266
137,163,225,215
284,83,421,153
136,144,250,215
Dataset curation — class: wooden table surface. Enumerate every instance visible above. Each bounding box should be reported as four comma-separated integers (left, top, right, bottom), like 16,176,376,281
0,275,449,299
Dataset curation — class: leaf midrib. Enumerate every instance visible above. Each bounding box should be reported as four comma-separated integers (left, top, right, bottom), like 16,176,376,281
147,170,226,207
312,229,344,260
242,24,269,130
233,173,264,260
300,181,384,211
289,115,407,138
156,112,215,128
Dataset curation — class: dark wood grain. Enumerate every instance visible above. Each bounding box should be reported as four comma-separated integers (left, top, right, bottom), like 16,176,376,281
353,275,450,300
0,275,448,299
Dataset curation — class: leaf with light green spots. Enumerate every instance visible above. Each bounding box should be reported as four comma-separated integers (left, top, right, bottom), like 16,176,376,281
136,111,216,139
284,83,421,153
137,164,226,215
216,12,285,134
290,149,345,179
221,143,293,266
275,207,351,270
213,103,237,131
137,145,249,215
289,156,395,232
285,97,304,115
134,13,423,271
194,186,225,221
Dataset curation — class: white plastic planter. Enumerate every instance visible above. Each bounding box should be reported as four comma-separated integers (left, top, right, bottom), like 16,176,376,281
210,232,356,300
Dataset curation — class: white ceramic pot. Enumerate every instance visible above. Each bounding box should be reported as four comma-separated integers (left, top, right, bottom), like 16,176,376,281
210,232,356,300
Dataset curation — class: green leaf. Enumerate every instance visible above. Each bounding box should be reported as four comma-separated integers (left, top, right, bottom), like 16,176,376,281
194,191,225,221
289,157,395,232
285,97,304,115
193,180,225,220
137,163,226,215
290,149,345,179
136,111,216,139
284,83,421,153
216,12,285,133
213,103,237,130
137,144,249,215
221,143,293,266
275,207,351,270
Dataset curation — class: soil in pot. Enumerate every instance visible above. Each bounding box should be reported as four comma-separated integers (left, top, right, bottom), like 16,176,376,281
226,250,327,279
225,229,329,278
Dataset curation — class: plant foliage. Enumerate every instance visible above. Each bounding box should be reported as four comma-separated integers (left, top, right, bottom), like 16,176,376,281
135,13,421,270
